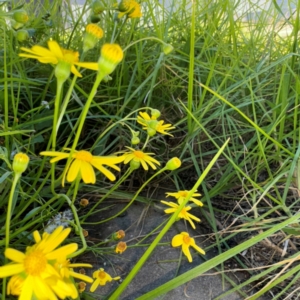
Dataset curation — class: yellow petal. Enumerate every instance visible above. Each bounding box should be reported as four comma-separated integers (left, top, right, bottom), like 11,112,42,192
69,270,94,283
182,243,192,262
0,264,24,277
5,248,25,263
80,161,96,184
47,40,63,58
90,278,100,292
171,234,183,247
33,230,41,243
96,165,116,181
70,65,82,77
46,244,78,260
67,159,81,182
19,276,34,300
75,62,99,71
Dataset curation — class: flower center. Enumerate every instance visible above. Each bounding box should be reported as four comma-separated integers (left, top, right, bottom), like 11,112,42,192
98,271,106,279
23,249,47,276
133,151,145,159
179,191,188,197
62,49,79,63
183,235,191,245
74,151,93,162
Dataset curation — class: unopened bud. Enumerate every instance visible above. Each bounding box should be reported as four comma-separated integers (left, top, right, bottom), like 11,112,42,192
13,10,29,24
162,43,174,55
16,29,29,42
165,157,181,170
98,43,123,75
151,109,161,119
13,153,29,174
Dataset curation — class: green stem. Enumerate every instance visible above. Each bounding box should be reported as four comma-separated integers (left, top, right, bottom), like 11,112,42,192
5,174,20,248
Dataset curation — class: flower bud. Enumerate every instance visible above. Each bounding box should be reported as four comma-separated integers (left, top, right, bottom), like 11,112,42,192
112,230,125,241
90,14,101,23
16,29,29,42
78,282,86,293
13,10,29,24
79,198,89,207
151,109,161,119
91,0,105,14
115,241,127,254
162,43,174,55
131,136,140,145
165,157,181,170
83,23,104,52
82,229,88,237
148,120,158,130
13,153,29,175
98,43,123,75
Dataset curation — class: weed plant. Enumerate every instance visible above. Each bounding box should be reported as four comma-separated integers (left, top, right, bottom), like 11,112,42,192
1,0,300,299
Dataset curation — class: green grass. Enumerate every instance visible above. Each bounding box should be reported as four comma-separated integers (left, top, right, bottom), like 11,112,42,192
1,0,300,298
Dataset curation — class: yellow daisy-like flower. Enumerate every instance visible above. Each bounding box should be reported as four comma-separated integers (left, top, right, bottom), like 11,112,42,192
137,111,175,136
172,232,205,262
19,40,98,78
90,268,120,292
40,150,124,186
12,152,29,174
166,190,203,207
161,201,200,229
121,146,160,170
115,241,127,254
0,226,78,299
118,0,142,18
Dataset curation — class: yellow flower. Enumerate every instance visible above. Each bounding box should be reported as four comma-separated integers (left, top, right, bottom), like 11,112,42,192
115,241,127,254
40,150,124,186
166,190,203,207
12,152,29,174
172,232,205,262
19,40,98,78
118,0,142,18
90,268,120,292
0,226,79,299
121,146,160,170
98,43,124,75
161,201,200,229
137,111,175,136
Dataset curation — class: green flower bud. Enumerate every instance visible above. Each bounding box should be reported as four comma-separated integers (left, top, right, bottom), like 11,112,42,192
151,109,161,119
165,157,181,170
162,43,174,55
13,10,29,24
131,136,140,145
90,14,101,23
13,153,29,174
92,0,105,14
148,120,158,130
16,29,29,42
